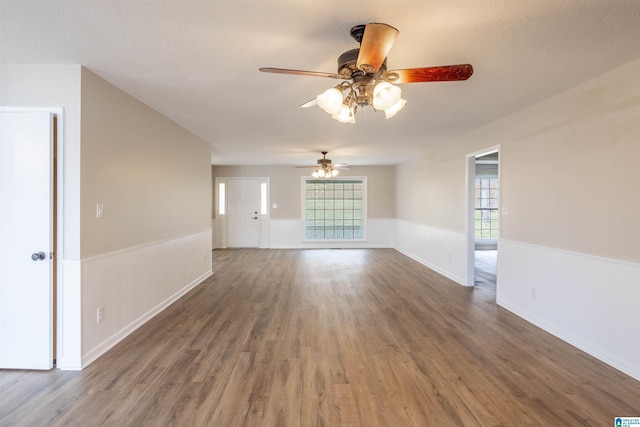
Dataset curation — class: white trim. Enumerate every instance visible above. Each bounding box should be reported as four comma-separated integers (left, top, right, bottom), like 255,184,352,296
499,238,639,268
81,228,212,262
465,145,501,287
57,259,81,370
465,155,476,286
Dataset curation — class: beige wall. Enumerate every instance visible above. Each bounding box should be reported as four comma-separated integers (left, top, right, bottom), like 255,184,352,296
80,68,212,257
396,148,467,231
212,165,396,220
397,58,640,263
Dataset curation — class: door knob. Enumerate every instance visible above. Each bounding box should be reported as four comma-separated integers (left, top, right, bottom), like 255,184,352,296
31,251,46,261
252,217,258,220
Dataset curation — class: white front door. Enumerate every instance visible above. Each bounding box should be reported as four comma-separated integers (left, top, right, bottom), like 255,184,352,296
227,179,259,247
0,111,54,370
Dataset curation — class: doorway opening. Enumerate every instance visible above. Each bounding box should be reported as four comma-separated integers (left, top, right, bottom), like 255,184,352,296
465,147,500,292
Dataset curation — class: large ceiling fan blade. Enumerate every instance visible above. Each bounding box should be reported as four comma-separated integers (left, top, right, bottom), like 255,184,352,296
384,64,474,83
333,164,350,170
356,23,399,74
259,67,348,80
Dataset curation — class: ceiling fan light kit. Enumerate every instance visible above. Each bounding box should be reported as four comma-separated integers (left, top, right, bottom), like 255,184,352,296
260,22,473,124
297,152,349,179
332,103,356,123
372,81,402,110
384,98,407,119
312,167,339,178
316,86,344,115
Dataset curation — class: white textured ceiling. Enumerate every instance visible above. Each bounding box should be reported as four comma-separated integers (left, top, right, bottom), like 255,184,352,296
1,1,639,166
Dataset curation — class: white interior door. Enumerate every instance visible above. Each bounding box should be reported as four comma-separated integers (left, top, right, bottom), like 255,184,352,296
227,179,259,247
0,111,54,370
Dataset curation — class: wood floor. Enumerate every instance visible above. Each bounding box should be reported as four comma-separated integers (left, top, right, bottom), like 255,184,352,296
474,249,497,288
1,249,638,426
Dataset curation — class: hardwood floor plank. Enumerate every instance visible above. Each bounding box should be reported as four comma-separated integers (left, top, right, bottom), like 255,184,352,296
0,248,638,426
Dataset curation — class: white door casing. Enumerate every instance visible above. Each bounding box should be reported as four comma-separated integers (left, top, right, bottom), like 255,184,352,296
0,111,54,369
465,145,501,289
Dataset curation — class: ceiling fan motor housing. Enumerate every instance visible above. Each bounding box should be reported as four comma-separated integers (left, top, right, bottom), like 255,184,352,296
338,48,387,79
350,24,366,43
318,151,332,165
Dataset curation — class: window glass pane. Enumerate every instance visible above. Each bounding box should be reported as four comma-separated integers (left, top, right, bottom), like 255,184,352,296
475,178,499,241
218,182,226,215
303,178,365,241
260,182,268,215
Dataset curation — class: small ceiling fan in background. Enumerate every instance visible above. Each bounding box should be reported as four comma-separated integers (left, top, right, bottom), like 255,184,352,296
260,23,473,123
296,152,350,178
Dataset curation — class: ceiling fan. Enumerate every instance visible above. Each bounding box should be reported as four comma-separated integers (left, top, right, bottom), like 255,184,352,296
296,151,349,178
260,23,473,123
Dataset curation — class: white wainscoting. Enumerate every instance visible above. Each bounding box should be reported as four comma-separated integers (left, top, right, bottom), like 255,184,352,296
81,229,213,368
394,219,466,285
268,218,395,249
497,238,640,381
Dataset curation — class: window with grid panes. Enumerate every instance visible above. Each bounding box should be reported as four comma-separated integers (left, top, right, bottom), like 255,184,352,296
303,178,366,240
475,178,499,240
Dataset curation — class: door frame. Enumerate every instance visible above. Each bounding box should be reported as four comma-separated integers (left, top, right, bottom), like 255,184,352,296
1,106,64,367
464,145,500,288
